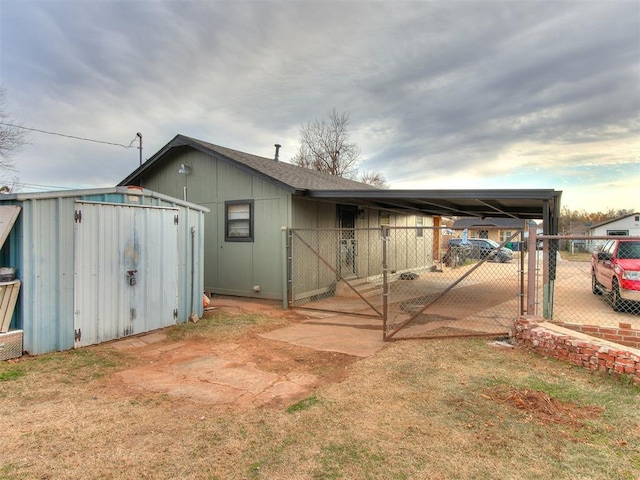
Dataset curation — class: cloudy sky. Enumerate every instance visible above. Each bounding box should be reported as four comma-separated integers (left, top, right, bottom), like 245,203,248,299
1,0,638,213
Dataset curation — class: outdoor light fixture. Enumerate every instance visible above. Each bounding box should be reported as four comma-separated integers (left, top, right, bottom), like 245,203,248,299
178,163,191,174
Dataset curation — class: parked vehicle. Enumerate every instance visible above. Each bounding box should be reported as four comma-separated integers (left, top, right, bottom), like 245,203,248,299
443,238,513,265
591,239,640,312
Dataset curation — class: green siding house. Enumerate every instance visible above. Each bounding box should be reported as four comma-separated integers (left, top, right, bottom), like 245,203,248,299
119,135,435,302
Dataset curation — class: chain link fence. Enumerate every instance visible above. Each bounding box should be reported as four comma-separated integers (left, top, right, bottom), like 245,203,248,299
289,227,524,340
533,236,640,327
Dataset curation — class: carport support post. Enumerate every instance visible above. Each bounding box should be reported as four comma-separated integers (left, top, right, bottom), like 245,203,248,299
381,225,390,340
282,226,290,309
526,221,537,315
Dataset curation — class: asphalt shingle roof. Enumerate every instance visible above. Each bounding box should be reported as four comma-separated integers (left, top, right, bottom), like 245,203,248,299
120,134,378,192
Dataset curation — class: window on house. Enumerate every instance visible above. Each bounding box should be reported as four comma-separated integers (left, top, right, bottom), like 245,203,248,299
416,217,424,237
225,200,254,242
500,230,512,243
607,230,628,236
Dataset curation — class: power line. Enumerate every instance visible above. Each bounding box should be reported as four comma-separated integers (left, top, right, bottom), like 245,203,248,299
0,122,135,149
14,182,78,191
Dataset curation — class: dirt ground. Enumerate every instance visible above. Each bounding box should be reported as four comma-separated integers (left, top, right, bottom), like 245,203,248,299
105,298,361,408
104,297,600,429
2,297,637,480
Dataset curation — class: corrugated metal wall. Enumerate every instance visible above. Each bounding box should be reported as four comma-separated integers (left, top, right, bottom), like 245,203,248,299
0,188,207,355
74,202,179,347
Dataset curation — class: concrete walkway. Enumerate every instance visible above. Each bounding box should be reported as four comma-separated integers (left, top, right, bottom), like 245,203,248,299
259,310,385,357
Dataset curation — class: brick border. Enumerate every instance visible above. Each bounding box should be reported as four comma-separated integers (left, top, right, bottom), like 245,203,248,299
552,322,640,349
511,316,640,384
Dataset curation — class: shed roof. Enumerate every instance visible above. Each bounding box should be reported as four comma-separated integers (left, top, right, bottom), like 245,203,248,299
0,186,209,212
119,134,562,232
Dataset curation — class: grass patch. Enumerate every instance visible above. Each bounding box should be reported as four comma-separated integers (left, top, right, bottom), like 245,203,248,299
559,250,592,262
0,366,25,382
167,311,280,341
1,312,639,480
0,347,126,386
286,394,320,413
314,441,385,480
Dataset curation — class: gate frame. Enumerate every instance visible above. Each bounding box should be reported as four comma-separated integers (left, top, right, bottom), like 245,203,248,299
288,226,525,342
384,229,525,341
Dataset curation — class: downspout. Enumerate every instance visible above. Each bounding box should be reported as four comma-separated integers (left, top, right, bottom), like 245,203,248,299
188,226,199,322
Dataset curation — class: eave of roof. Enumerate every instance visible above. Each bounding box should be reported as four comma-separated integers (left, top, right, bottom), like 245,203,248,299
305,189,562,220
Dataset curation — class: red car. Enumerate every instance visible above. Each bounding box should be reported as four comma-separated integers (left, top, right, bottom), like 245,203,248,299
591,239,640,312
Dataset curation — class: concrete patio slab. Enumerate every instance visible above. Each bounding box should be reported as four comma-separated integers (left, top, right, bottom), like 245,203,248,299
259,312,385,357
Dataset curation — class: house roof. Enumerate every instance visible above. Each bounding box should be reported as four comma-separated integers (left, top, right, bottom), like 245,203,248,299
452,217,527,229
119,134,563,233
587,212,640,230
119,134,377,193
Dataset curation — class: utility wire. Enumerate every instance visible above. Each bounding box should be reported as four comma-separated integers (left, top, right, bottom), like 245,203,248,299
0,122,135,149
16,182,78,191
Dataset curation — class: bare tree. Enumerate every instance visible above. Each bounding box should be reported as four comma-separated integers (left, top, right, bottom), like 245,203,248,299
359,171,389,189
291,109,363,179
0,88,26,181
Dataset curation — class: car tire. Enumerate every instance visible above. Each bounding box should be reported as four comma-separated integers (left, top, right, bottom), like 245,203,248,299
611,278,624,312
591,273,602,295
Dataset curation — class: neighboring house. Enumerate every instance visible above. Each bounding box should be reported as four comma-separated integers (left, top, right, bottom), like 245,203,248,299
587,213,640,237
119,135,563,304
451,217,528,247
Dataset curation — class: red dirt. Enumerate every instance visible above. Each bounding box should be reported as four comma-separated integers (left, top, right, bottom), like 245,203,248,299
104,299,357,408
493,387,604,429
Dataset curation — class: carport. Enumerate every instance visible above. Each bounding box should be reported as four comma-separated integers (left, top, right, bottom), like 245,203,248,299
289,188,562,340
304,189,562,232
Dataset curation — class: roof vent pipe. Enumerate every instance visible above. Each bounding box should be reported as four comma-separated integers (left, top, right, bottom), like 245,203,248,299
274,144,281,162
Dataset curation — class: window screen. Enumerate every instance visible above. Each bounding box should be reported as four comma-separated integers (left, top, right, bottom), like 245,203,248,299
225,200,254,241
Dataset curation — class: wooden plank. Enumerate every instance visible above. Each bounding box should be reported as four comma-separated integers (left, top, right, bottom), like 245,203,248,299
0,280,20,333
0,205,21,250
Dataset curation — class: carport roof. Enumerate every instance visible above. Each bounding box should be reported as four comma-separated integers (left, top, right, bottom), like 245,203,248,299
305,188,562,230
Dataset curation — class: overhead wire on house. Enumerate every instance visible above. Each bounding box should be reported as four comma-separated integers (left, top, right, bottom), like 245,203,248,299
0,122,136,149
15,182,78,191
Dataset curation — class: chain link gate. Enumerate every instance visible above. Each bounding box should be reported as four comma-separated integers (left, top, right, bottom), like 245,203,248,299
288,227,524,340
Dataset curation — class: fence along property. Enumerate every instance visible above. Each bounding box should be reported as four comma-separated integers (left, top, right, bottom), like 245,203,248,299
531,232,640,345
288,226,525,341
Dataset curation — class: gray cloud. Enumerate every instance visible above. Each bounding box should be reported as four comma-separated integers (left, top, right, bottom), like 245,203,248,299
0,0,638,209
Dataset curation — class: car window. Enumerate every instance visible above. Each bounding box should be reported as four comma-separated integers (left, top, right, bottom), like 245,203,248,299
617,241,640,259
602,240,615,255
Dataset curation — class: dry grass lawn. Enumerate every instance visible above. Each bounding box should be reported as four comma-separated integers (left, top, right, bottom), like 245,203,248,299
1,303,639,480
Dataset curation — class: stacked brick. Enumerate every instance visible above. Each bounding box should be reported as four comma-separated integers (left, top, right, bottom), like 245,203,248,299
512,317,640,385
554,322,640,349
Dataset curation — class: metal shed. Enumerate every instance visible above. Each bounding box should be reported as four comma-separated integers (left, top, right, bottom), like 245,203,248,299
0,186,208,356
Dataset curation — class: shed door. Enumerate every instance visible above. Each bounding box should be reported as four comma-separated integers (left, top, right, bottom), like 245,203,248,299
73,203,178,348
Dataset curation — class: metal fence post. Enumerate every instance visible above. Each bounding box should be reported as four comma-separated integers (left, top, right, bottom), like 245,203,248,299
381,225,389,341
527,221,537,315
283,226,290,310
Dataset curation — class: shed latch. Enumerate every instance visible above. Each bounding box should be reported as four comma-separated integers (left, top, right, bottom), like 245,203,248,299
174,215,179,225
126,269,137,286
173,308,178,320
74,328,81,341
74,210,82,223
